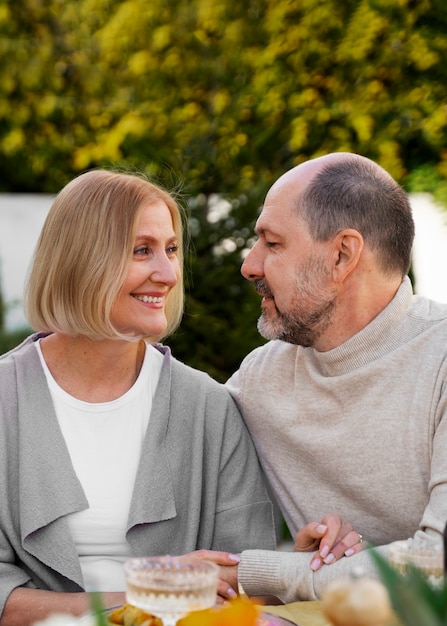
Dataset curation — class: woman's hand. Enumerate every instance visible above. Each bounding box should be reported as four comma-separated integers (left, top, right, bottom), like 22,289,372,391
293,513,366,572
186,549,240,604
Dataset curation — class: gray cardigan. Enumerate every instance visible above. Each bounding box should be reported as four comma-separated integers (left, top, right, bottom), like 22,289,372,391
0,336,275,615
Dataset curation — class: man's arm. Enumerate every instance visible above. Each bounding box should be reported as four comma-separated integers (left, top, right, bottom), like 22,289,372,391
238,545,388,603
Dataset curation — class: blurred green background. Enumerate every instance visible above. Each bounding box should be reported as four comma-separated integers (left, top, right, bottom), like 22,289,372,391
0,0,446,381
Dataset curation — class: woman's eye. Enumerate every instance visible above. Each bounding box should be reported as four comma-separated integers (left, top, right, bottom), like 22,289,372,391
167,244,179,255
134,246,149,256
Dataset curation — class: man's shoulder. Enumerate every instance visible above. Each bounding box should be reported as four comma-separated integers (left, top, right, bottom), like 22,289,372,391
411,294,447,322
243,340,298,366
409,296,447,342
229,341,300,388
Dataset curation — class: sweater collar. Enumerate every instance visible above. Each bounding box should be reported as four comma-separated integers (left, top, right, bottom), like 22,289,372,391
310,277,413,376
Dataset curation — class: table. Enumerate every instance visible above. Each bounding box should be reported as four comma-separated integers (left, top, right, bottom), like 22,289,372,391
264,602,400,626
264,602,328,626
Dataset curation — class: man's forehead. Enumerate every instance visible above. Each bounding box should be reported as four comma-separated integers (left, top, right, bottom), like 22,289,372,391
255,203,295,235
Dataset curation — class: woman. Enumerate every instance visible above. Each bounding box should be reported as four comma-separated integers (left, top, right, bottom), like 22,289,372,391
0,170,276,626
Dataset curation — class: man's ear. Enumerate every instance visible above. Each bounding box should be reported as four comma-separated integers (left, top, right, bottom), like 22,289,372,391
331,229,364,283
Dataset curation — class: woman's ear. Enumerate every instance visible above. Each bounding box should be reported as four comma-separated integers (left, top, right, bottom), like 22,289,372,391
331,229,364,283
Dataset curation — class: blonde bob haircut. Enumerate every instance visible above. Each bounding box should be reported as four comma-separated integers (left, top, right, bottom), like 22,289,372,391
25,169,185,342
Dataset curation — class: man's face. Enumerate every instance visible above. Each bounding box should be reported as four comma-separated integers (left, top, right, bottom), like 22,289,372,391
241,173,337,348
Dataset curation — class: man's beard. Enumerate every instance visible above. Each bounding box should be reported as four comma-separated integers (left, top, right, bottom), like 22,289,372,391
254,256,336,347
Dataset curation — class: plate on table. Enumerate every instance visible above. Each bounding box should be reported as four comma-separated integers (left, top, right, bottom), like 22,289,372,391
78,606,297,625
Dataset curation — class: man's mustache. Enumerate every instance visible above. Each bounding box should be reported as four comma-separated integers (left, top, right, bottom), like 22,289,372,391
254,279,273,298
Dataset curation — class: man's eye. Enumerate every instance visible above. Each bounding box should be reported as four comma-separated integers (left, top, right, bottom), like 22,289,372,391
265,241,278,248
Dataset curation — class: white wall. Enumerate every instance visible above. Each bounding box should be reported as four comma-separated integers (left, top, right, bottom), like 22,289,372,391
410,193,447,303
0,194,54,330
0,192,446,331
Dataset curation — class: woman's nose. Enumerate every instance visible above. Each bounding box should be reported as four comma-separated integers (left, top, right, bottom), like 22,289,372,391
152,255,179,286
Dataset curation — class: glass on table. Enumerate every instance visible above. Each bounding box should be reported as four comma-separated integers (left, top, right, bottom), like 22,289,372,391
124,555,219,626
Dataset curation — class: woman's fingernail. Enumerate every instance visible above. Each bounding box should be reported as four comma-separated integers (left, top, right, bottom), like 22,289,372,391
345,548,355,557
311,558,321,571
316,524,327,534
229,554,241,562
320,545,329,559
227,588,237,598
324,553,335,564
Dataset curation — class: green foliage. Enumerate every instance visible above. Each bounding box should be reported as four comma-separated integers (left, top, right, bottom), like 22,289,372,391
0,328,30,355
1,0,446,377
405,165,447,209
370,549,447,626
165,192,266,381
3,0,447,193
88,592,110,626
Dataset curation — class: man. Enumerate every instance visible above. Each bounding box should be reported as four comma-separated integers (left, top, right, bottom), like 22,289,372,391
227,152,447,601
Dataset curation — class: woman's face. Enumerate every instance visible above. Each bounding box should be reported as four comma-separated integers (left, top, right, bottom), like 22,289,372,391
110,200,180,339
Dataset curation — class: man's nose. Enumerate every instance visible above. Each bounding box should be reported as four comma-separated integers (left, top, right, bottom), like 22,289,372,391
241,244,263,281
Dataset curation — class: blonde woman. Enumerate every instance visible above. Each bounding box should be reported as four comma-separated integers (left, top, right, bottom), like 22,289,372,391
0,170,275,626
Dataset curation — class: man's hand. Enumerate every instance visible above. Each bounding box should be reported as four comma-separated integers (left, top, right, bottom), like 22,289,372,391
293,513,366,571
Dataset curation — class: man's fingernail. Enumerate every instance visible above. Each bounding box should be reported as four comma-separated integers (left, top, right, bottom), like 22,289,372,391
229,554,241,562
310,558,321,571
320,545,329,559
324,553,335,564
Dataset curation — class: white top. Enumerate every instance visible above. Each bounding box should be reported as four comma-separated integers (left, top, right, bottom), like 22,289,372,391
36,341,163,591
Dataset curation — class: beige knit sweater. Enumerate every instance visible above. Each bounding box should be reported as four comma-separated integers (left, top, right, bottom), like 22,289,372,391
227,277,447,601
